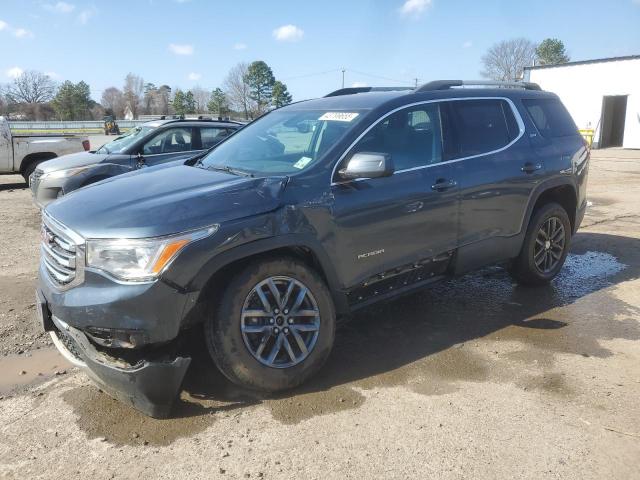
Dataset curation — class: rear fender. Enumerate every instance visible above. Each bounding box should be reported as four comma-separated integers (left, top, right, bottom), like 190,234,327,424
520,176,577,234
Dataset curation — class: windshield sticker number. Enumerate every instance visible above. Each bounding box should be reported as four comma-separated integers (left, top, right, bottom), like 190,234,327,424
293,156,313,169
319,112,359,122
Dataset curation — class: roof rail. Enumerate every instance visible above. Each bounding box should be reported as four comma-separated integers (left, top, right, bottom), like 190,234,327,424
325,86,413,97
415,80,541,92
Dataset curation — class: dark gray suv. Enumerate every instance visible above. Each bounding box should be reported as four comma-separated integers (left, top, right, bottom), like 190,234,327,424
30,117,242,207
36,81,589,417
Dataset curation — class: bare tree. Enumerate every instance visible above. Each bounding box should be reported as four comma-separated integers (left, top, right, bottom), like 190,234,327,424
224,62,253,120
190,86,211,114
0,91,7,116
123,73,144,119
4,70,56,104
101,87,125,118
481,38,537,81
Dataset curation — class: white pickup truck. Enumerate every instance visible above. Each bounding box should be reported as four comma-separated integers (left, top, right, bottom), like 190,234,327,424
0,116,90,183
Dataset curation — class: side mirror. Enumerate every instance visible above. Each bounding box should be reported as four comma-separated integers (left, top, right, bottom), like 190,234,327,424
338,152,394,180
297,121,311,134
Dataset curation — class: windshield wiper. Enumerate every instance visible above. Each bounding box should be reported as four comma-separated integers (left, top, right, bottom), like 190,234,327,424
207,164,254,177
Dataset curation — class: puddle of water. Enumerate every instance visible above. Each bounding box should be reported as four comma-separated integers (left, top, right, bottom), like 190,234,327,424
561,251,627,281
265,385,365,425
516,372,572,396
62,386,228,447
0,347,71,395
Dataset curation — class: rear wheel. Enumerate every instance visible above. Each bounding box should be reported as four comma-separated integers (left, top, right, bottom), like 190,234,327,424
21,156,55,184
509,202,571,285
204,256,336,392
22,161,40,184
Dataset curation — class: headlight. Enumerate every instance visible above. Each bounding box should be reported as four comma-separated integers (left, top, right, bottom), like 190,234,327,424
41,166,91,180
86,226,218,281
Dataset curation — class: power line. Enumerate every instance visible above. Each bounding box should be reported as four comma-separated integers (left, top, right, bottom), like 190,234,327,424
346,69,414,86
280,68,343,81
280,67,416,87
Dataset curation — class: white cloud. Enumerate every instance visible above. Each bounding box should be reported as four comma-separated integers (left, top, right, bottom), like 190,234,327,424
233,42,247,50
399,0,433,17
462,40,473,48
78,8,96,24
187,72,202,81
0,20,33,39
6,67,24,79
352,82,368,88
14,28,33,38
169,43,194,55
273,24,304,42
46,2,76,13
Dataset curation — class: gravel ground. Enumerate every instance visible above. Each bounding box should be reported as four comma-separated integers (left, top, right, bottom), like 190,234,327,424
0,148,638,479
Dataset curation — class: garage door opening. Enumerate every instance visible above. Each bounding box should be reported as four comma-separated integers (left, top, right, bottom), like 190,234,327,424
599,95,628,148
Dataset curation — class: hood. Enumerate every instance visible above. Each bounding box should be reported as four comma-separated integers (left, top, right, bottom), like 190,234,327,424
45,165,287,239
37,151,110,173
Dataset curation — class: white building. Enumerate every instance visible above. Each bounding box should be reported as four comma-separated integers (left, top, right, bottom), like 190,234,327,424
524,55,640,149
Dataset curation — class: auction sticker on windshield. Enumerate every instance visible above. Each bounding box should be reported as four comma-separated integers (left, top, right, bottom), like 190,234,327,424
293,156,313,169
319,112,359,122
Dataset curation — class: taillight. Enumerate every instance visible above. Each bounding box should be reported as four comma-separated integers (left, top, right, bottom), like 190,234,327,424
82,140,90,151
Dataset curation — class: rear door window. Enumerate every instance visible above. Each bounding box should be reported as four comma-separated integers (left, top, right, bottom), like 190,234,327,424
200,127,230,149
445,99,519,159
142,127,193,155
523,98,578,138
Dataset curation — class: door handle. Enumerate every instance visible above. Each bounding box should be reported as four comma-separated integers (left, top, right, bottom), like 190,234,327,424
431,178,457,192
521,162,542,174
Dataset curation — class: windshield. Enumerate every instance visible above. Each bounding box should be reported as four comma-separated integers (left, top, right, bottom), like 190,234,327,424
96,126,154,154
199,109,365,175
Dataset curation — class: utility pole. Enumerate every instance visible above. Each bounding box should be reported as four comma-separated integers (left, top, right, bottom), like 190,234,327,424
414,78,419,88
342,68,346,88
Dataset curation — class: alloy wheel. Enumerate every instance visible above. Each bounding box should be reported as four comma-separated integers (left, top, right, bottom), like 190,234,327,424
240,276,320,368
534,216,566,274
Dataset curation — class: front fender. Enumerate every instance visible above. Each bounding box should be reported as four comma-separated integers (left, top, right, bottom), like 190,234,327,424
63,162,134,194
162,215,349,318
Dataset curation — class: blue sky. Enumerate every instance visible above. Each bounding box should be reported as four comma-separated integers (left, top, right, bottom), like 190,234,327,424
1,0,639,102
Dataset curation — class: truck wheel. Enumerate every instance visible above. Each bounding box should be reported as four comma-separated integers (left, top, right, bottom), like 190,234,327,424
509,202,572,286
204,256,336,392
22,162,39,184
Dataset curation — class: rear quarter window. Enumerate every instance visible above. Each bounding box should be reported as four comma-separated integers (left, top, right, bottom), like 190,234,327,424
522,98,578,138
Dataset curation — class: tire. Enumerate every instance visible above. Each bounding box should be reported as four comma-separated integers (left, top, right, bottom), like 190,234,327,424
204,256,336,392
22,156,55,184
22,161,38,184
509,202,572,286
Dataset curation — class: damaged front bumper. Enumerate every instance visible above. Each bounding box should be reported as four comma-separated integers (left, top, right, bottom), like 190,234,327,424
46,310,191,418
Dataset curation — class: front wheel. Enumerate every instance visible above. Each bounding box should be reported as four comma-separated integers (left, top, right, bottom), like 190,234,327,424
204,256,336,392
509,202,572,286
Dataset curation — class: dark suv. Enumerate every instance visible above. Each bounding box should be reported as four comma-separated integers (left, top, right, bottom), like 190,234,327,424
36,81,589,417
30,117,243,207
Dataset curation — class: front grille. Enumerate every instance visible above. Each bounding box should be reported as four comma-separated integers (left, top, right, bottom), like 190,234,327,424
30,169,43,192
41,216,82,287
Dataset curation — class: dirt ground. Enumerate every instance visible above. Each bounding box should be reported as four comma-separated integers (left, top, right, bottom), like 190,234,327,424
0,147,639,479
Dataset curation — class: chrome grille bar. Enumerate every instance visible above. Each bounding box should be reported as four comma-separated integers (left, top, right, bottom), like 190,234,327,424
30,169,43,193
40,213,84,289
